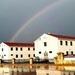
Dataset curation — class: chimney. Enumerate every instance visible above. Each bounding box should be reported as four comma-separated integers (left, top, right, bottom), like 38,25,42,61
48,32,52,34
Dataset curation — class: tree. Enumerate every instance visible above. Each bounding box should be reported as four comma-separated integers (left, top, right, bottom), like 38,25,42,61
35,56,40,62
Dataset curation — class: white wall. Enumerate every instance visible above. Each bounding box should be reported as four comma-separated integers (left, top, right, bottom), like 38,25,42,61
58,39,75,55
8,46,35,59
0,42,9,59
34,33,58,59
0,42,35,59
64,57,75,60
35,33,75,59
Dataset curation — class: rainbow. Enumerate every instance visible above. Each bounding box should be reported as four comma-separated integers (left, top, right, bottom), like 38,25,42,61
10,0,63,42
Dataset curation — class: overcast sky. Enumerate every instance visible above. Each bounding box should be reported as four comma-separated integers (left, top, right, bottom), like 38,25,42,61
0,0,75,43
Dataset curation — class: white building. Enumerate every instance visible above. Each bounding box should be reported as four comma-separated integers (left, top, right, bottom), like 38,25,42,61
0,42,35,59
34,33,75,60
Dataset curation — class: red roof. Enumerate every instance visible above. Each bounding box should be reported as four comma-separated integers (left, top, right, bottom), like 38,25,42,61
47,33,75,40
4,42,34,47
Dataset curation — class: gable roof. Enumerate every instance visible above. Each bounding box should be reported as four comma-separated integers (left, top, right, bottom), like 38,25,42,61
4,42,34,47
47,33,75,40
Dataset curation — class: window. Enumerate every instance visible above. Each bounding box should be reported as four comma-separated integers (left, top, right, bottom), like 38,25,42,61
28,48,30,51
21,54,23,58
16,48,18,51
60,40,63,45
49,51,52,53
20,48,22,51
16,55,18,58
2,48,3,51
28,54,30,57
11,47,13,51
65,41,68,45
33,48,35,51
71,51,73,55
39,51,41,54
66,51,68,55
11,54,13,56
4,55,6,56
33,54,35,57
70,41,72,46
44,42,47,46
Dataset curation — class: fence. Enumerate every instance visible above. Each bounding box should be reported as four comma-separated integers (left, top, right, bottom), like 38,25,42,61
15,59,29,63
2,59,12,63
2,59,29,63
33,59,54,63
1,58,54,63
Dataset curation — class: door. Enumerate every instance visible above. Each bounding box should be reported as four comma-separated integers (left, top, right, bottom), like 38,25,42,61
44,51,48,59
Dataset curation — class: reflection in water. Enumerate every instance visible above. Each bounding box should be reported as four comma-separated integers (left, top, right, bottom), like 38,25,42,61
11,71,14,75
0,66,36,75
36,66,75,75
0,66,75,75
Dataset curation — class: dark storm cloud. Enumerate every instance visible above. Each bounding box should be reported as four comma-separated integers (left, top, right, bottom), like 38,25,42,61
15,0,75,43
0,0,75,43
0,0,58,42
